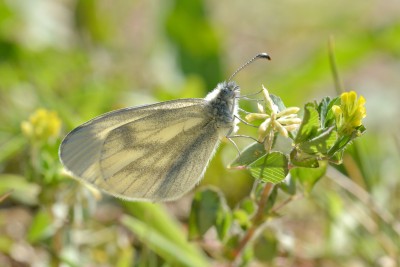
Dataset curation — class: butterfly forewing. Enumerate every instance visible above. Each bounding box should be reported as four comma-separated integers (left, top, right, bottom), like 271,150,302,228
59,98,220,201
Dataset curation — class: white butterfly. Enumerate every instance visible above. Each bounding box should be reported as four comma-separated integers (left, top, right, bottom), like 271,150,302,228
59,53,270,201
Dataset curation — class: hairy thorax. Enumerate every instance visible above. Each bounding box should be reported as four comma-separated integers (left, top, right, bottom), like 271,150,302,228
205,81,240,136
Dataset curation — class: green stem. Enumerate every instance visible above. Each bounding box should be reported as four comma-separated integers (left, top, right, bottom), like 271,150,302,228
231,182,274,264
328,36,344,94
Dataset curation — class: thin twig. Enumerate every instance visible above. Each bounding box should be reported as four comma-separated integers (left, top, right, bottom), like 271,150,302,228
270,194,303,214
0,190,13,202
231,183,274,263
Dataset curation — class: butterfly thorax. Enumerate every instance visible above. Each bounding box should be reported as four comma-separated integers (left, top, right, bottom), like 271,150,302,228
205,81,239,135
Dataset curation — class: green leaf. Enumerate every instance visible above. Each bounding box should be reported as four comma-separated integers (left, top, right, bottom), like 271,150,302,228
290,161,328,194
290,149,320,168
0,136,26,163
121,201,207,265
318,96,340,128
270,94,286,112
278,174,296,195
241,246,255,267
0,174,40,205
233,209,251,230
165,0,222,89
233,194,258,230
357,124,367,134
188,187,231,241
295,103,320,143
27,209,54,243
216,207,232,241
223,234,240,260
116,246,134,267
328,125,366,156
317,96,331,127
264,186,278,214
237,197,256,216
248,152,289,184
229,142,265,168
122,215,208,267
253,230,278,263
297,127,337,155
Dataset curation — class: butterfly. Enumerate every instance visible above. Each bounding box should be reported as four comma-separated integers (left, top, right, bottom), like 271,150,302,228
59,53,270,201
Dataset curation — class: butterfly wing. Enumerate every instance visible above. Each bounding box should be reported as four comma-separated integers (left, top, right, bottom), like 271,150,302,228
59,98,221,201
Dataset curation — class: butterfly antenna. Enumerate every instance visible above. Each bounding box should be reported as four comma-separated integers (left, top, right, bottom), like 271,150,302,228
228,53,271,82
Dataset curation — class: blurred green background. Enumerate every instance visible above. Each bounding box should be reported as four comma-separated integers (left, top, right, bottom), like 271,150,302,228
0,0,399,266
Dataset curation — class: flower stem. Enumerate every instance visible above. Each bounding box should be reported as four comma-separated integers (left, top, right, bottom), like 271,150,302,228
231,182,274,264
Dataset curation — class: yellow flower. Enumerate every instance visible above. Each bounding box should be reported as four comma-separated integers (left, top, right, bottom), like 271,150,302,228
21,108,61,142
332,91,366,135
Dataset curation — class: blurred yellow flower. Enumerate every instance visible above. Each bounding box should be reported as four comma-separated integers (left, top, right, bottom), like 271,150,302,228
332,91,366,135
21,108,61,143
